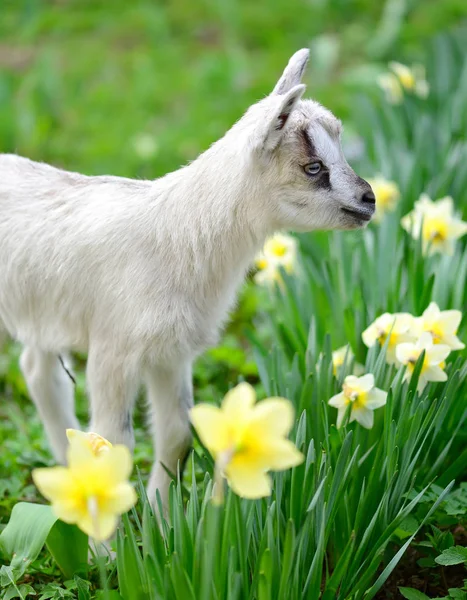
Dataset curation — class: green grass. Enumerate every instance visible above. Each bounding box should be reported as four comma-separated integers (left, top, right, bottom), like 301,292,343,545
1,1,467,599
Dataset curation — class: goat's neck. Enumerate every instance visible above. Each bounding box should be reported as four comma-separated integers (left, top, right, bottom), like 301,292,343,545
159,143,272,293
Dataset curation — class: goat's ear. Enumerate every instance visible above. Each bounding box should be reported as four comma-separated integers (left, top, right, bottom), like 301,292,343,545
261,84,305,152
273,49,309,95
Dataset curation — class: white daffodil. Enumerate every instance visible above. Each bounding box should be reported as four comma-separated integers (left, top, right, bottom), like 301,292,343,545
367,175,400,223
389,62,429,99
395,332,451,393
331,345,365,377
254,262,282,286
413,302,465,350
401,194,467,256
255,233,297,286
328,374,387,429
377,73,404,105
362,312,416,364
378,62,429,104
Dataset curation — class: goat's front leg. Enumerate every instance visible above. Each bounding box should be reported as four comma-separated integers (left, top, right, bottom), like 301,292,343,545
144,362,193,510
20,348,80,463
86,347,139,451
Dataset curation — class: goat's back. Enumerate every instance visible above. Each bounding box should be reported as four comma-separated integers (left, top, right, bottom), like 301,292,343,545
0,154,163,353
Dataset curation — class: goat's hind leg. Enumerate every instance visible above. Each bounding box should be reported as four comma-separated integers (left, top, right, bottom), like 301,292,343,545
86,346,138,451
20,347,80,463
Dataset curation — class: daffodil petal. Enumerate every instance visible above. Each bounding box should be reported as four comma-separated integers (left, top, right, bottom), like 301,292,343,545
416,193,433,210
78,512,119,541
222,382,256,423
402,368,412,384
66,429,82,442
415,79,429,98
395,313,416,330
336,408,347,428
417,332,434,349
66,429,113,456
385,346,398,365
105,482,137,515
439,310,462,333
250,398,295,437
255,266,281,286
32,468,85,525
51,499,84,525
401,213,414,234
259,438,304,470
67,435,96,470
224,463,272,499
442,334,465,350
377,73,403,104
422,302,439,321
448,219,467,239
389,61,413,85
424,366,448,382
97,445,134,484
328,392,346,409
352,408,374,429
357,373,375,392
396,342,415,364
365,388,387,409
343,375,360,387
362,326,377,348
190,404,230,454
428,345,451,364
417,375,428,393
435,196,453,214
32,467,77,503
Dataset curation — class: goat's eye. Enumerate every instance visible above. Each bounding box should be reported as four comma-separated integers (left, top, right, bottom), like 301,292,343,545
304,162,322,176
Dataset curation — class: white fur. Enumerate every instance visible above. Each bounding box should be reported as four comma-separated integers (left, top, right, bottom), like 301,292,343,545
0,49,374,506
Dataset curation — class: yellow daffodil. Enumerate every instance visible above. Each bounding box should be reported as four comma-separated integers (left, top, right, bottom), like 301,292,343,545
395,332,451,392
190,382,303,500
362,312,416,364
328,374,387,429
377,62,429,104
331,345,365,377
401,194,467,256
32,432,136,541
413,302,465,350
367,175,400,222
255,233,297,286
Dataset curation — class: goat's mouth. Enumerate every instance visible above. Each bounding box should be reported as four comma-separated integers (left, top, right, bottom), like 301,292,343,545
340,207,373,222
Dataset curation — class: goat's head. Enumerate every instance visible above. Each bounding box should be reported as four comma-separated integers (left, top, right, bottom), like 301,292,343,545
237,49,375,232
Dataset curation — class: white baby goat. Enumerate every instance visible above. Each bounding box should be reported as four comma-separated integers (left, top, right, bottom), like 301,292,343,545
0,49,374,506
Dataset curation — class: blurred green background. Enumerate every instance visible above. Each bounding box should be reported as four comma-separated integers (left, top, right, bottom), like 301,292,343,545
1,0,466,181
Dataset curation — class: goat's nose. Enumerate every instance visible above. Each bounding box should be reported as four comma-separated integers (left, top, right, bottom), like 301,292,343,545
361,190,376,204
